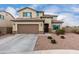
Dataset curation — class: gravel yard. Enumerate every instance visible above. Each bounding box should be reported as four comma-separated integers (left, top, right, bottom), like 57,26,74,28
34,33,79,51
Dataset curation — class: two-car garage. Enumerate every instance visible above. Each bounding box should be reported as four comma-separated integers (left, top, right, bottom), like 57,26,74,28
12,19,44,34
17,24,39,34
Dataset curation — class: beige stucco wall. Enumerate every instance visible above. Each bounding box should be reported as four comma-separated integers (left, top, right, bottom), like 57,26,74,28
42,17,63,32
12,22,44,32
44,18,52,28
41,18,52,28
37,12,44,17
18,8,44,18
0,12,14,27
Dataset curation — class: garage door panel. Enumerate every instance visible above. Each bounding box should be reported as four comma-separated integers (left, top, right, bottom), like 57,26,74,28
17,24,39,34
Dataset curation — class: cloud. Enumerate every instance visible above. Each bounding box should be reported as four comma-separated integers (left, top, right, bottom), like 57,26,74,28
58,13,79,26
42,5,79,26
71,7,79,13
57,15,66,20
5,7,18,18
43,5,61,15
28,5,79,26
29,4,39,9
60,5,79,13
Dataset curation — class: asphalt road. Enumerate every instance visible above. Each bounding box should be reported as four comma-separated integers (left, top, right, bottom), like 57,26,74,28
0,34,37,54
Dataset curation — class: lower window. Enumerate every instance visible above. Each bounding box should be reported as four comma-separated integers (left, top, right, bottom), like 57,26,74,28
53,25,60,30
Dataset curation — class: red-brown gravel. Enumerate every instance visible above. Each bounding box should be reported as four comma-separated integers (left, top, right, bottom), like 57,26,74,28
34,33,79,51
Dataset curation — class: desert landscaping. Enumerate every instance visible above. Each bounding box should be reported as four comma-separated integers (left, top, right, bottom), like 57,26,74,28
0,27,79,53
34,33,79,51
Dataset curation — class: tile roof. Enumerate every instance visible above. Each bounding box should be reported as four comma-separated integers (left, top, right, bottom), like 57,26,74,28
41,14,58,18
11,18,44,22
52,20,63,23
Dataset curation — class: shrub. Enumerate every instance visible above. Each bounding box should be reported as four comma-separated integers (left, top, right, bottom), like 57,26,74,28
48,36,52,40
76,30,79,34
73,29,79,34
56,29,65,35
0,31,1,36
51,40,57,44
60,36,65,39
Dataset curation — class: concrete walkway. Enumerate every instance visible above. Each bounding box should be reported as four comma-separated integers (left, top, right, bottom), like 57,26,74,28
27,49,79,54
0,34,37,54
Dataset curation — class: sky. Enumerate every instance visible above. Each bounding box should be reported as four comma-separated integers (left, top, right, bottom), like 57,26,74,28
0,4,79,26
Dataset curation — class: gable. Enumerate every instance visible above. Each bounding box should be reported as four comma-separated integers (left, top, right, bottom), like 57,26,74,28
18,7,36,13
18,7,44,18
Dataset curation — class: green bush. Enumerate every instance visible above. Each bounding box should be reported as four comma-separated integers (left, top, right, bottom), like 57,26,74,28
56,29,65,35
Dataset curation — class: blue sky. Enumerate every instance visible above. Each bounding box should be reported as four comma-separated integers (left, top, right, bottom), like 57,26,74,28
0,4,79,26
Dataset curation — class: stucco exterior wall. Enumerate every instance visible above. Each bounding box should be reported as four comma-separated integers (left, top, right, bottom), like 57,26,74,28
44,18,52,28
37,12,44,17
0,12,14,27
12,22,44,32
18,8,44,18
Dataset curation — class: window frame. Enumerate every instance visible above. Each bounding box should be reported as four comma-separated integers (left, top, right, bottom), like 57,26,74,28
37,12,40,16
52,24,60,30
23,12,32,17
36,11,40,16
0,14,4,20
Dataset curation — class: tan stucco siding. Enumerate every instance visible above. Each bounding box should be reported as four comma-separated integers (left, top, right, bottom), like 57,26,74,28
37,12,44,17
44,18,52,28
0,20,12,27
12,22,44,32
19,9,37,18
18,8,44,18
0,12,14,27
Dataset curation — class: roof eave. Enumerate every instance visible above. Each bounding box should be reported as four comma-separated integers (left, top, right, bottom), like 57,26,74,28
52,22,64,23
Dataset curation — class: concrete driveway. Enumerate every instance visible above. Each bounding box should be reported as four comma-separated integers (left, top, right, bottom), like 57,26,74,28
0,34,37,54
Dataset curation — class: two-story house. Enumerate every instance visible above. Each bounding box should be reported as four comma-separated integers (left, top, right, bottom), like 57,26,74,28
0,11,15,34
11,7,63,34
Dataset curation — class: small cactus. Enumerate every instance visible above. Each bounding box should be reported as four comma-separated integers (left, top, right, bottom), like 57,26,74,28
51,40,57,44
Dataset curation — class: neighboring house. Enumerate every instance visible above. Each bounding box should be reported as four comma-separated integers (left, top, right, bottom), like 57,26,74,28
0,11,15,34
11,7,63,34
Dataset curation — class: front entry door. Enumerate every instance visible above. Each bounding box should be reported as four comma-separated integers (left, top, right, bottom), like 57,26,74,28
44,24,49,33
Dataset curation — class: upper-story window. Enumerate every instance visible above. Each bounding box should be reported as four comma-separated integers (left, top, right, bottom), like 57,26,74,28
36,11,40,16
37,12,40,16
0,14,4,20
23,12,32,17
53,16,57,19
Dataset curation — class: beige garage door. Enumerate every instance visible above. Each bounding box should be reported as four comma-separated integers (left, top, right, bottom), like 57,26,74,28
17,24,39,34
